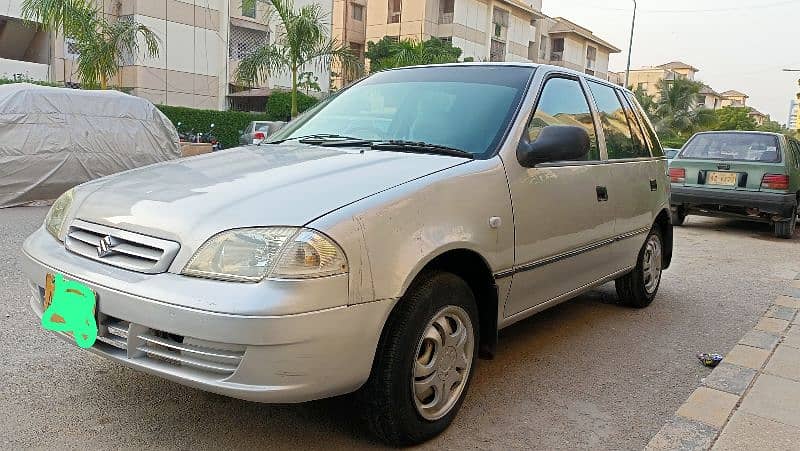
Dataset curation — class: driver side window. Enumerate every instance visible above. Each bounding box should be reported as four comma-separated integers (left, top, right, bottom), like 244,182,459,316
528,77,600,161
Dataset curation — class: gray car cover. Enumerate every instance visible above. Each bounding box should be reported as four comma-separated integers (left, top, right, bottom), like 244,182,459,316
0,83,180,208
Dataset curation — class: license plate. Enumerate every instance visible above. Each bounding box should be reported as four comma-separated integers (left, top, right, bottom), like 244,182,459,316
707,171,737,186
42,273,98,348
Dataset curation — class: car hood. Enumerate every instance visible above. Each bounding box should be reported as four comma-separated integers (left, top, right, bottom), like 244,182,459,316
72,144,468,242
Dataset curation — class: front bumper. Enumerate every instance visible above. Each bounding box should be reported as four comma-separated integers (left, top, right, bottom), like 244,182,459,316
671,186,796,219
21,227,395,403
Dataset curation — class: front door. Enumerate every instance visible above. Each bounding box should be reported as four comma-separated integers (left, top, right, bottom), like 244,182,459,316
503,75,616,318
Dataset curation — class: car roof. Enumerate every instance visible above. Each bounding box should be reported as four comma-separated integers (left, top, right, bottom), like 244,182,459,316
692,130,784,138
384,62,634,95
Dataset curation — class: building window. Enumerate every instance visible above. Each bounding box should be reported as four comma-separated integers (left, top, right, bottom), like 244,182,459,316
64,37,80,60
586,45,597,70
229,25,269,60
637,82,648,92
241,0,256,18
490,39,506,62
352,3,364,21
439,0,454,24
550,37,564,61
538,35,548,60
388,0,401,23
385,35,400,43
492,8,509,40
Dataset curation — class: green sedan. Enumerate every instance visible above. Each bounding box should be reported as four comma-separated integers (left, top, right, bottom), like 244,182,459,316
669,131,800,238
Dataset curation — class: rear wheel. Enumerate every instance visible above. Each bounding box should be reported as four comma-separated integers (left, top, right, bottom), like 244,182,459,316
615,228,663,308
774,205,797,239
358,271,478,446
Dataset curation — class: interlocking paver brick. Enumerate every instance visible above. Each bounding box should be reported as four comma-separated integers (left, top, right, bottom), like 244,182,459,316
646,416,718,451
740,374,800,428
677,387,740,428
755,317,790,334
738,330,780,350
775,296,800,309
703,363,757,396
712,411,800,451
723,345,770,370
764,346,800,382
765,305,797,322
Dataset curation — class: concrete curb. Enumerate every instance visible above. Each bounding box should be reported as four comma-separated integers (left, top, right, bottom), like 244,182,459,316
645,273,800,451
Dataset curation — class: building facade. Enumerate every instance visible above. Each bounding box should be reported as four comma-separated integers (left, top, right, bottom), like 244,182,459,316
331,0,620,87
0,0,332,111
789,98,800,131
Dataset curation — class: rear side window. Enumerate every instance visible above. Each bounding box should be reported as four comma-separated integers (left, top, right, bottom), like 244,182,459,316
587,81,647,159
680,133,781,162
527,77,600,161
624,91,664,157
617,91,650,157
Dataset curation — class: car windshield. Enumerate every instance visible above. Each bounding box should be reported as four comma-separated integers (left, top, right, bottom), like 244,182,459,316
269,65,535,158
680,133,781,162
665,149,678,159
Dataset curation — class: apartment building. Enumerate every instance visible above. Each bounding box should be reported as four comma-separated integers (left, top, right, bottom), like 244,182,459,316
788,98,799,131
627,61,698,98
0,0,332,111
537,17,620,81
332,0,620,87
627,61,751,113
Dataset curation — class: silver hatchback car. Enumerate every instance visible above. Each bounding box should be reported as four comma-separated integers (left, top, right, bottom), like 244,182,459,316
22,63,672,445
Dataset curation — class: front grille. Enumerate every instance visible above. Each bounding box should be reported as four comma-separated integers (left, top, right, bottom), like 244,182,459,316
65,219,180,274
95,315,245,377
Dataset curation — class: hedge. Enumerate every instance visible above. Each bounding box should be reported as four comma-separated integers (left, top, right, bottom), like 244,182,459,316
265,91,319,121
156,105,269,149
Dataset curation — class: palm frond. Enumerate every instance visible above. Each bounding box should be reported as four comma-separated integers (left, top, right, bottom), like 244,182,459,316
21,0,96,38
236,44,290,86
302,39,362,80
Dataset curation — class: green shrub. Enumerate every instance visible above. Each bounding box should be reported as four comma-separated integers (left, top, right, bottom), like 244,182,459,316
266,91,319,121
0,77,63,87
156,105,270,149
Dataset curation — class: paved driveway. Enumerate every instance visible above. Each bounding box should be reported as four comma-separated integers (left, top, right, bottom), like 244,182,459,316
2,208,798,449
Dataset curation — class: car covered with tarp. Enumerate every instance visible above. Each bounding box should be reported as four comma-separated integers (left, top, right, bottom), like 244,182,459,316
0,83,180,208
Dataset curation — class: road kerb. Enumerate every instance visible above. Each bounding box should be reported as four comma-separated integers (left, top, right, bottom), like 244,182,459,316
646,290,800,450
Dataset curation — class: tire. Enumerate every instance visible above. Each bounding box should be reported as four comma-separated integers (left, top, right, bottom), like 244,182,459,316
670,209,686,226
774,205,797,239
615,228,664,308
358,271,479,446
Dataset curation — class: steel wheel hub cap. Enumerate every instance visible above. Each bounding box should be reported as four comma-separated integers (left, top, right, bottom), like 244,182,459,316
642,235,663,295
412,305,474,421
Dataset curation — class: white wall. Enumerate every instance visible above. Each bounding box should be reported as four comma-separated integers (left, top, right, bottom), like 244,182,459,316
1,0,24,19
0,57,49,79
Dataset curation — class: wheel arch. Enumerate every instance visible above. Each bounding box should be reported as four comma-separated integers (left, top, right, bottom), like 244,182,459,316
393,247,500,360
655,208,673,269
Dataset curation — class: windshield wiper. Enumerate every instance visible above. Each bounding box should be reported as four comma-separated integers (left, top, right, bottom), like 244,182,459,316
371,140,475,159
270,134,367,145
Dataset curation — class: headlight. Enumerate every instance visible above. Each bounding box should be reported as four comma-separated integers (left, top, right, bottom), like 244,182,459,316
44,189,75,241
182,227,348,282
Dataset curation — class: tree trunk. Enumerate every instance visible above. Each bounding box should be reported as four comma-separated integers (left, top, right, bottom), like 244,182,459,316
291,65,298,119
100,74,108,90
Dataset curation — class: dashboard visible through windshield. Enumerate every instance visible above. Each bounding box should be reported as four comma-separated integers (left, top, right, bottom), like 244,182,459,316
269,65,535,158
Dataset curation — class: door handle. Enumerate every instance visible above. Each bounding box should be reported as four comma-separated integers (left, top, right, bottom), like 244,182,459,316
650,179,658,191
596,186,609,202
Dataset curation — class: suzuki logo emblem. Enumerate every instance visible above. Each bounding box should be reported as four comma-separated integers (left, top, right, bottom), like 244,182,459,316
96,236,117,258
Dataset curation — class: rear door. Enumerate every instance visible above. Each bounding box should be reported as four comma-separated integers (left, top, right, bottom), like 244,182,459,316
671,132,785,193
585,81,664,272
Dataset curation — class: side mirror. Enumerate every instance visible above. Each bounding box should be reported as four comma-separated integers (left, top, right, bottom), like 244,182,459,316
517,125,590,167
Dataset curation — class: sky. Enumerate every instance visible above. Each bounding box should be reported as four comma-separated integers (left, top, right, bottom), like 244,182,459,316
542,0,800,125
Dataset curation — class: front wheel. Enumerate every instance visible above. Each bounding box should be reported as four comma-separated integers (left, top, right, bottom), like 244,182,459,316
774,205,797,239
615,229,664,308
358,271,478,446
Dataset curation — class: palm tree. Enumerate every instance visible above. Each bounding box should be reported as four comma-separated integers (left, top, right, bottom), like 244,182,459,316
236,0,360,118
653,78,716,138
22,0,160,89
